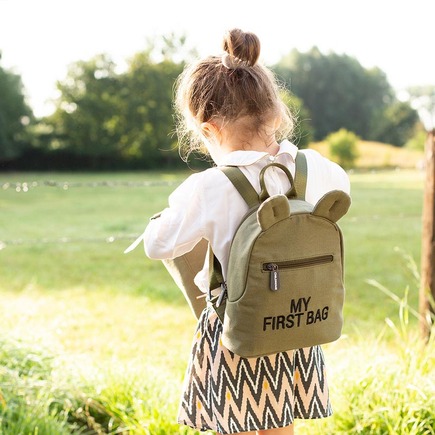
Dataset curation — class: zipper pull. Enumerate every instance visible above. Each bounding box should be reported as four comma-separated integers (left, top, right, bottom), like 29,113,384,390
266,263,280,291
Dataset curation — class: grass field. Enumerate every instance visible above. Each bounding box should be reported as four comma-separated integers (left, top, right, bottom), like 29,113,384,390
1,163,433,434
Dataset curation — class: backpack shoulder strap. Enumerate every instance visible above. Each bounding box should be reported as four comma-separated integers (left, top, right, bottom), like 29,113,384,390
209,166,258,291
294,151,308,200
220,166,259,208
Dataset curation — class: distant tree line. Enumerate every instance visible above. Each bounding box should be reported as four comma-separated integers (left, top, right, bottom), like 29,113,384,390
0,52,33,163
0,37,428,171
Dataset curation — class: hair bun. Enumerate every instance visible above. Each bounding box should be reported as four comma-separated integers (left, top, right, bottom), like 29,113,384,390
222,28,260,68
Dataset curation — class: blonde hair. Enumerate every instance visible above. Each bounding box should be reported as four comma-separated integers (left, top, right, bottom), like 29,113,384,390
174,28,294,160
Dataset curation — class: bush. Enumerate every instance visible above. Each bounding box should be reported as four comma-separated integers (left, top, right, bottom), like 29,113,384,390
326,128,359,169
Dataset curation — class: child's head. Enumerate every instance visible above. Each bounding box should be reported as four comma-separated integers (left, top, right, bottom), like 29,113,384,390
175,28,294,161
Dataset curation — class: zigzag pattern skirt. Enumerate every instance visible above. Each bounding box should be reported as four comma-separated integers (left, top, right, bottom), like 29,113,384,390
178,307,332,434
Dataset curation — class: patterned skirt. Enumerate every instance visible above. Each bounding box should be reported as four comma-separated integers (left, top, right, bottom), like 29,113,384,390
177,307,332,434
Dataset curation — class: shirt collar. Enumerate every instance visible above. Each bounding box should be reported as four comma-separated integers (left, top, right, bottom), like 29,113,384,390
216,140,299,167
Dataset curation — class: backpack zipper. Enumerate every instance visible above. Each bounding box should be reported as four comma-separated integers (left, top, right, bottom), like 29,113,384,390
264,255,334,291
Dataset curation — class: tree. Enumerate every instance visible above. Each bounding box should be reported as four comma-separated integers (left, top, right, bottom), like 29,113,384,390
273,48,395,141
372,100,420,147
0,53,33,161
45,34,189,168
114,50,183,166
45,54,123,165
111,33,192,166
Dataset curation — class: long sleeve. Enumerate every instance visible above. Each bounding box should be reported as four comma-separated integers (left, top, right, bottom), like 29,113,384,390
143,173,206,260
303,149,350,205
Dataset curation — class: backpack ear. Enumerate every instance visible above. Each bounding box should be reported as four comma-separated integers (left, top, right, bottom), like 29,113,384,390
257,194,290,230
312,190,351,222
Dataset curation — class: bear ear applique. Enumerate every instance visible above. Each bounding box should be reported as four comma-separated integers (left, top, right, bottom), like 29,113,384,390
257,194,290,231
312,190,351,223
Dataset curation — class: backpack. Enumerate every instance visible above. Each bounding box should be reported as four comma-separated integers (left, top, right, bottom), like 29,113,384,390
208,152,351,357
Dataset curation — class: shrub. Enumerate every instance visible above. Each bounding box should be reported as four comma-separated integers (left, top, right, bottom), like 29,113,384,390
326,128,359,169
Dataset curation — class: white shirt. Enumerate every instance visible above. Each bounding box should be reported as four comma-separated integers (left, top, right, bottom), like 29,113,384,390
129,140,350,293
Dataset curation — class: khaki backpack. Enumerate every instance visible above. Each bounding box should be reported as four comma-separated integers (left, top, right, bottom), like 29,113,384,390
162,153,351,358
209,153,351,357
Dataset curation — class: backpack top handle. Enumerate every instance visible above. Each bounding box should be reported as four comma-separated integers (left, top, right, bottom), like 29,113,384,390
259,162,296,202
258,152,307,202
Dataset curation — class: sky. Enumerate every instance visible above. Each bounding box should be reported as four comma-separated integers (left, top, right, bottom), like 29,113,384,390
1,0,434,117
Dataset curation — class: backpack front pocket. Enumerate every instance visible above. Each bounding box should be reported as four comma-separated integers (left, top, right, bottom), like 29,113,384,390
263,255,334,291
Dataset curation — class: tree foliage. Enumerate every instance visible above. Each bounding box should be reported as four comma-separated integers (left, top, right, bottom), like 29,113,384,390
43,37,186,168
47,54,121,157
1,40,427,170
117,52,183,166
273,48,418,146
0,53,33,161
372,101,420,146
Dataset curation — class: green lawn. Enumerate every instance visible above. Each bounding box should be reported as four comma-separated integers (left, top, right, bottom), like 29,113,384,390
0,168,430,434
0,169,425,328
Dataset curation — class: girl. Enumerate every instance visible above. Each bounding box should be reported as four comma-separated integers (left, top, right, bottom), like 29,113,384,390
129,29,350,435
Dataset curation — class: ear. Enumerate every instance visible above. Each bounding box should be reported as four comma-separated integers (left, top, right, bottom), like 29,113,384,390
312,190,351,222
200,122,222,142
257,194,290,230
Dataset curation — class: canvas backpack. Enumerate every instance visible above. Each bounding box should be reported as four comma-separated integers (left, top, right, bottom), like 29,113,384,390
207,152,351,357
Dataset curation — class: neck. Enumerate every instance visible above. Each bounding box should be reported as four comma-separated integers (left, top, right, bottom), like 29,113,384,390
223,136,280,155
